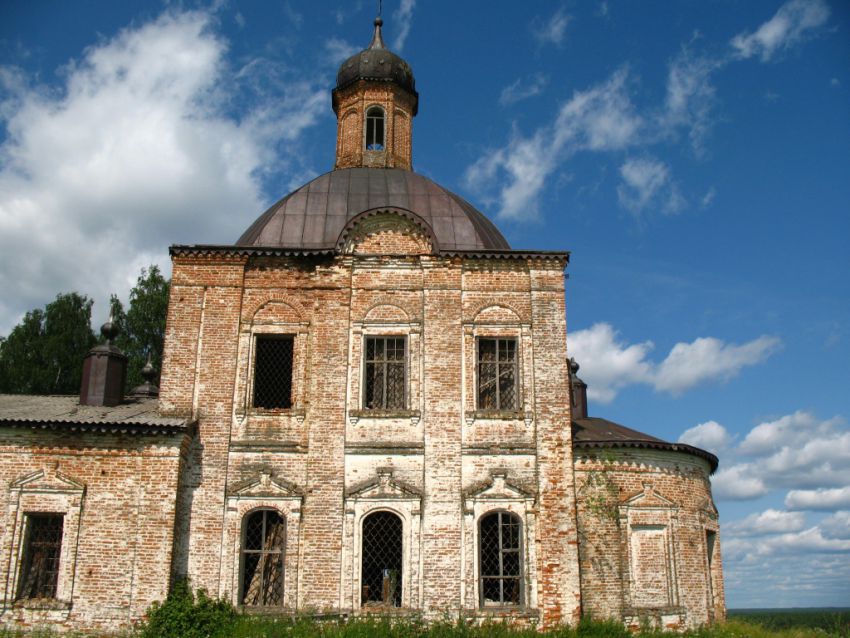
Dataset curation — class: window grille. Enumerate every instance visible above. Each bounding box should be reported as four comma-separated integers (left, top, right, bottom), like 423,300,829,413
361,511,403,607
479,511,522,607
364,337,406,410
253,336,294,409
477,338,518,410
240,509,286,606
17,514,63,600
365,106,385,150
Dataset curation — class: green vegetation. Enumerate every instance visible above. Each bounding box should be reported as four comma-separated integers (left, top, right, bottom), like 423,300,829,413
727,608,850,637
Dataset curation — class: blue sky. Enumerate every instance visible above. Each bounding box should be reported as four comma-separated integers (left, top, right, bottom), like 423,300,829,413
1,0,848,609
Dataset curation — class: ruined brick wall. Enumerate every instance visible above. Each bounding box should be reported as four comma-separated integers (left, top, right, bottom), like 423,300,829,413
0,428,185,632
574,448,725,630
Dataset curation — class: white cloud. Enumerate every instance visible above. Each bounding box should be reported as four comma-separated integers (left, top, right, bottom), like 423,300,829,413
786,487,850,511
662,47,721,155
713,464,769,500
0,9,326,334
678,421,731,455
324,37,359,65
726,509,806,535
532,8,571,46
499,73,548,107
740,410,824,455
821,511,850,539
391,0,416,52
616,156,684,215
700,186,716,208
731,0,830,62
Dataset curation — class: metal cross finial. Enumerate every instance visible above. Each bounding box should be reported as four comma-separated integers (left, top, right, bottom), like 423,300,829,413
378,0,382,18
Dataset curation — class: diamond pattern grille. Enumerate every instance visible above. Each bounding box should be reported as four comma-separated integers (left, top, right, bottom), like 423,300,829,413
477,338,518,410
479,511,522,606
241,510,285,606
253,336,294,409
364,337,406,410
361,511,403,607
17,514,63,600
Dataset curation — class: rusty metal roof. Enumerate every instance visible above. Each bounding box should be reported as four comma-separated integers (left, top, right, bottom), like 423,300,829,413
572,416,719,473
236,168,511,252
0,394,192,436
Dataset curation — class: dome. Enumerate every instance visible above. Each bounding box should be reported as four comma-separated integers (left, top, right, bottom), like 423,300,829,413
236,168,510,252
334,18,418,113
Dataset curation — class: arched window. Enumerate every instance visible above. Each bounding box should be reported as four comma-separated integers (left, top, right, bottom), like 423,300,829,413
240,509,285,606
361,511,402,607
365,106,385,151
479,511,522,607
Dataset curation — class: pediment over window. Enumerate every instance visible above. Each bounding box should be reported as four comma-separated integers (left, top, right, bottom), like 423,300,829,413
463,471,534,501
11,467,85,495
621,483,677,508
228,470,304,499
346,468,422,500
698,497,719,521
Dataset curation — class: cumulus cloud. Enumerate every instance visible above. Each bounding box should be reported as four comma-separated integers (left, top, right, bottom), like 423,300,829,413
499,73,548,107
731,0,830,62
821,511,850,539
616,156,684,215
712,464,769,500
786,487,850,511
725,509,806,535
568,322,780,403
678,421,731,455
532,8,571,46
391,0,416,52
0,9,326,334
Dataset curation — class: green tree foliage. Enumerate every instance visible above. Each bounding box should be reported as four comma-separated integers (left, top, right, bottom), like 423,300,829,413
0,293,96,394
109,265,170,391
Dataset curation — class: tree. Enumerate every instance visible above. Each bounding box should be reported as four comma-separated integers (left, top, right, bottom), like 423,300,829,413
0,293,96,394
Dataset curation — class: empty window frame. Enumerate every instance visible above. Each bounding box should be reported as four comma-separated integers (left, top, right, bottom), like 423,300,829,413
17,514,63,600
240,509,286,607
477,338,518,410
253,335,294,409
361,511,403,607
364,336,406,410
365,106,385,150
479,511,522,607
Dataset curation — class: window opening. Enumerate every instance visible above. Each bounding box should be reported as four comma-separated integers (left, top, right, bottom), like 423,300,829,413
479,511,522,607
477,338,518,410
240,509,286,606
253,336,294,409
17,514,63,600
365,107,385,150
706,530,716,568
361,511,402,607
364,336,406,410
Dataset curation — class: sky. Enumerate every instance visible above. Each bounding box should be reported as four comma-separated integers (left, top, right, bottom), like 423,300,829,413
1,0,849,610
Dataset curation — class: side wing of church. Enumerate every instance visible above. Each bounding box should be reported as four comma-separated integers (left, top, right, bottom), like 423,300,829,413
0,17,724,633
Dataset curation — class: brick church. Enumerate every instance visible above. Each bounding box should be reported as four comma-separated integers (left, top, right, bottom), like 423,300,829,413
0,17,724,633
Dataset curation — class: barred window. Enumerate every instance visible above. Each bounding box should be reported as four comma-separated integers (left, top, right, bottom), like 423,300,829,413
253,336,294,409
364,337,406,410
361,511,403,607
479,511,522,607
17,514,63,600
365,106,385,150
240,509,286,607
477,338,518,410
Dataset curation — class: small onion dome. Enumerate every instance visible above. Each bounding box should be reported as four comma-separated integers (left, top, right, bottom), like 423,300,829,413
130,353,159,398
334,17,418,114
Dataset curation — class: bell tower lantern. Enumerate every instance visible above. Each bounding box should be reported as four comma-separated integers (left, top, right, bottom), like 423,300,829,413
332,17,418,170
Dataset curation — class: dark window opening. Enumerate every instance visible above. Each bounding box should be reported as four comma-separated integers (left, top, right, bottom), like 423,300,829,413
240,510,286,607
364,337,406,410
253,336,294,409
366,107,385,151
479,511,522,607
706,530,716,568
17,514,63,600
361,511,402,607
477,338,518,410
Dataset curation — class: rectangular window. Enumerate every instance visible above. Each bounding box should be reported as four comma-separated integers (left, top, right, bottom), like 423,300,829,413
364,336,406,410
17,514,63,600
253,336,294,409
477,338,518,410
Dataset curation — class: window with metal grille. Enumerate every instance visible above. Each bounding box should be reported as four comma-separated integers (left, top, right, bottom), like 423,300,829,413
17,514,63,600
477,338,518,410
364,337,406,410
253,336,294,409
365,106,385,150
240,509,286,607
479,511,522,607
361,511,402,607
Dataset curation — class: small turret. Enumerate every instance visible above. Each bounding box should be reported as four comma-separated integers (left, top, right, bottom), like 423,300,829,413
569,357,588,419
79,316,127,407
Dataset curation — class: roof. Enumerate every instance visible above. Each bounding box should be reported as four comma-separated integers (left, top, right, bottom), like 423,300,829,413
235,168,511,252
572,416,719,473
0,394,192,436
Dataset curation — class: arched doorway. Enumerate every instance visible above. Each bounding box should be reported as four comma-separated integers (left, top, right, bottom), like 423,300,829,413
361,511,402,607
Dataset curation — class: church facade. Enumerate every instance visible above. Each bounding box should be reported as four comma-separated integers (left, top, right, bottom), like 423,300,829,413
0,18,724,633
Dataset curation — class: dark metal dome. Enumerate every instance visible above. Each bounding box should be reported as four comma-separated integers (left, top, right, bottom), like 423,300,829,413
236,168,510,252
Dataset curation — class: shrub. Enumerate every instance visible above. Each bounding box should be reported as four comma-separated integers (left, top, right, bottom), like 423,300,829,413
139,579,236,638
